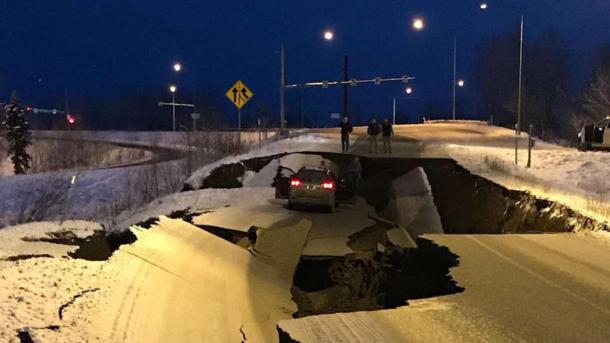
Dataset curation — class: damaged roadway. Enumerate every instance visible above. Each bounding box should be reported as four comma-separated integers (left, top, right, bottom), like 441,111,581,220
3,124,610,342
279,233,610,343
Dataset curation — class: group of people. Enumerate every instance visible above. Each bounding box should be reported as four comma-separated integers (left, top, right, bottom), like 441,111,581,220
340,117,394,154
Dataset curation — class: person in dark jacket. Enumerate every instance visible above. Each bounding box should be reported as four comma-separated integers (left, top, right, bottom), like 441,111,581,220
340,117,353,153
367,118,381,153
382,118,394,154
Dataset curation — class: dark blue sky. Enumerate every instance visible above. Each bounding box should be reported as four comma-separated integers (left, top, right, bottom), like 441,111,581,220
1,0,609,125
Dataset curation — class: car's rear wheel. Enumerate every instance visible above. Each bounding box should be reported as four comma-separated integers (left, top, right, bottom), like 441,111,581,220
328,203,335,213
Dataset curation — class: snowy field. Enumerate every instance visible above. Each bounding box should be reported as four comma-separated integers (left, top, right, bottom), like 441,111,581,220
33,130,277,151
0,130,278,228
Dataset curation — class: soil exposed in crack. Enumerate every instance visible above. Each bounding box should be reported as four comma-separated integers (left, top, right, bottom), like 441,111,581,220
16,325,61,343
291,238,463,317
68,230,137,261
21,229,137,261
58,288,100,320
358,157,610,234
3,254,53,262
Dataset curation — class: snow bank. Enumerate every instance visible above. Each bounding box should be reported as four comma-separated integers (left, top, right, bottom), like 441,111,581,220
0,220,102,260
446,143,610,223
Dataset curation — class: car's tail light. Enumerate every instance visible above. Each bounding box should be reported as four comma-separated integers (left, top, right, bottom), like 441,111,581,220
290,178,302,187
321,181,335,190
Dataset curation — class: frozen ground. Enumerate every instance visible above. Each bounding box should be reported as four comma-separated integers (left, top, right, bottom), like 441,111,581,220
0,160,186,228
0,130,277,228
33,130,276,151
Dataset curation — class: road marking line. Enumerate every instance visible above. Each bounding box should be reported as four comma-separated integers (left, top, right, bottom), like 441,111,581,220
467,235,610,316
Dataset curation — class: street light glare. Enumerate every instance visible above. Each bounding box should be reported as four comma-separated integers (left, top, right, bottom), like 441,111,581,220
457,79,465,87
412,17,424,31
480,2,488,10
169,85,177,93
323,30,334,41
173,63,182,72
405,87,413,95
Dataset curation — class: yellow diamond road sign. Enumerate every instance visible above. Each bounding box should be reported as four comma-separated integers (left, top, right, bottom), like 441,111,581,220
226,80,254,109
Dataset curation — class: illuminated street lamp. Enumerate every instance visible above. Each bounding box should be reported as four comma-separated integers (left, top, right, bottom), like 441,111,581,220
412,17,425,31
480,2,488,10
173,62,182,72
457,79,465,87
169,85,177,131
323,30,334,41
405,87,413,95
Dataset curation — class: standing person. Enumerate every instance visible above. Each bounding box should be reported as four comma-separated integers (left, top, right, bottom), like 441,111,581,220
382,118,394,154
367,118,380,154
340,116,353,153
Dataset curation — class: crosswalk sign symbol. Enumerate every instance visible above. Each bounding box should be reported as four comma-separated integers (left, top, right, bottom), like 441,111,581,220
226,80,254,109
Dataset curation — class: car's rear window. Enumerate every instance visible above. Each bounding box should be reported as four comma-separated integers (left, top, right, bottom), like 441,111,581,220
297,170,328,182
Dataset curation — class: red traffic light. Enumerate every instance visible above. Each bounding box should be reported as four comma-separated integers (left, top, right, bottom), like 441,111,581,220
25,105,33,112
66,114,77,125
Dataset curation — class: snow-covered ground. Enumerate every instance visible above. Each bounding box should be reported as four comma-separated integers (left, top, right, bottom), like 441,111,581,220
0,221,105,343
444,136,610,222
33,130,277,151
0,130,278,228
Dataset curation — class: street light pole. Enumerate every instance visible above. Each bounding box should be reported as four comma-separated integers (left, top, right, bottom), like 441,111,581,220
343,55,349,118
172,92,176,132
517,14,525,135
280,44,286,133
452,36,457,120
392,97,396,125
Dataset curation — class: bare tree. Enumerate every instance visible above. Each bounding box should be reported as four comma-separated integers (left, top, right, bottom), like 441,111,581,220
572,45,610,131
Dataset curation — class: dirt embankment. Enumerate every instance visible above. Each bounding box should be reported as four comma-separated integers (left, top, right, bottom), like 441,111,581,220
357,157,610,235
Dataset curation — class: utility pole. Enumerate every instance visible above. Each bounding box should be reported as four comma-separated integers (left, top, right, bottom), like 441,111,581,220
452,36,457,120
64,87,70,114
280,44,286,133
158,98,194,131
238,108,241,132
299,87,304,128
392,97,396,125
517,15,525,135
343,55,349,118
171,92,176,132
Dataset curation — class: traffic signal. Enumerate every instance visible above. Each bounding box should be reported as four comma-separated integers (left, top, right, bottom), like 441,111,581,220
66,114,77,126
25,105,33,112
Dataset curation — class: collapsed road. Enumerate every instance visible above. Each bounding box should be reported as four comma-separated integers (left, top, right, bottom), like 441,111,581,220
3,140,609,342
83,151,610,342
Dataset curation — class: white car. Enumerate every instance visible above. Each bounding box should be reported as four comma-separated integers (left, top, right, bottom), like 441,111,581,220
578,116,610,151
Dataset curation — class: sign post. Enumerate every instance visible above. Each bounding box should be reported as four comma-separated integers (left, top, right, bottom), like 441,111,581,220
226,80,254,133
226,80,254,149
191,112,201,131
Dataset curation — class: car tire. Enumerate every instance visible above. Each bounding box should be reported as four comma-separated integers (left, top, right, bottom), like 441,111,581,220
288,202,294,210
328,204,335,213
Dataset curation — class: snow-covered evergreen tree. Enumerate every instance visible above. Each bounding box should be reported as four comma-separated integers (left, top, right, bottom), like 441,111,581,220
2,90,32,174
